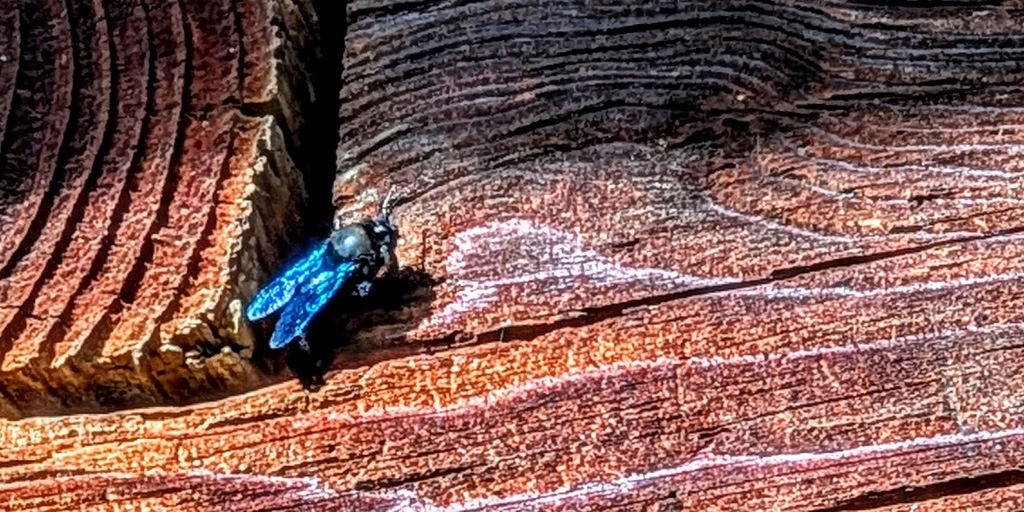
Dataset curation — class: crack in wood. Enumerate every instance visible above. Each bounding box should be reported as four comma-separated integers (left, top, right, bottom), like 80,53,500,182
456,224,1024,348
813,468,1024,512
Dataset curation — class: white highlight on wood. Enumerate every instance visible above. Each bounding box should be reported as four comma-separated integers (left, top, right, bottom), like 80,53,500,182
794,150,1023,179
421,215,1024,334
703,201,860,242
419,218,731,330
808,125,1024,153
751,271,1024,300
433,426,1024,511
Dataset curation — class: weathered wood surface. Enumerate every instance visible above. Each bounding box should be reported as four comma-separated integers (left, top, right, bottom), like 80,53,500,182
0,0,317,417
4,0,1024,511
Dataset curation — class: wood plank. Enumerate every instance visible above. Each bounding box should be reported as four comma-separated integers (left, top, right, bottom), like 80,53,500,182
326,0,1024,508
0,0,316,417
3,0,1024,511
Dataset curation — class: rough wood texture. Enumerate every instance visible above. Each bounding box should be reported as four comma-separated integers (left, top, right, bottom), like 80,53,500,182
0,0,316,417
326,0,1024,507
4,0,1024,511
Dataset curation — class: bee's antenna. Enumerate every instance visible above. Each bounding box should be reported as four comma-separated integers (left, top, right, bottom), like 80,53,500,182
379,186,396,220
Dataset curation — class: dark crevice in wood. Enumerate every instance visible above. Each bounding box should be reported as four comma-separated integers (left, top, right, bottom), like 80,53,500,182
354,463,477,490
908,191,958,208
0,384,21,417
203,410,294,430
299,0,344,234
187,318,250,362
842,0,1007,8
809,84,995,106
345,124,414,166
505,100,648,138
4,467,99,482
21,365,60,413
460,223,1024,348
767,235,995,281
0,312,25,367
0,455,50,470
814,468,1024,512
232,0,245,106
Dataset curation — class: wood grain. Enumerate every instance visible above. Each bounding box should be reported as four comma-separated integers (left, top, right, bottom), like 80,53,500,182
3,0,1024,511
0,0,316,417
331,0,1024,508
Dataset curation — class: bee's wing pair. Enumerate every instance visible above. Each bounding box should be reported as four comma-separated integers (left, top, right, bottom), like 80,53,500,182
246,242,359,349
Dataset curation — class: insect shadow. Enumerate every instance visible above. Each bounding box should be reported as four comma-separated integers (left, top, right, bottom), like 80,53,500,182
251,267,438,389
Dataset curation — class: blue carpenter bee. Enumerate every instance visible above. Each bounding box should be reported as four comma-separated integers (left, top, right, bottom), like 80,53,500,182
245,194,399,350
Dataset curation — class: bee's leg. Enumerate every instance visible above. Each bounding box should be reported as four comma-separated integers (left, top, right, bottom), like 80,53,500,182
377,246,398,277
296,333,310,352
386,250,399,276
355,279,373,297
379,186,396,218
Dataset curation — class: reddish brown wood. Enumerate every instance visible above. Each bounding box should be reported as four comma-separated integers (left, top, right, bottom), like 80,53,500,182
3,0,1024,511
0,0,316,417
0,4,21,182
0,0,71,275
335,0,1024,509
0,472,407,512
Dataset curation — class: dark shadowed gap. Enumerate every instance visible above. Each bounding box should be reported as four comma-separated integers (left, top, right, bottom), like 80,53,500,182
813,468,1024,511
247,0,350,386
302,0,346,238
278,267,439,389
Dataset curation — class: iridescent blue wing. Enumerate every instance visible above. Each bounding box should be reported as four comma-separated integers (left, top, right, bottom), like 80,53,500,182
246,242,329,321
267,260,360,349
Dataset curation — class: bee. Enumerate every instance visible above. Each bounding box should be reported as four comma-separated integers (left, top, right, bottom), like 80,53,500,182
245,193,398,350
